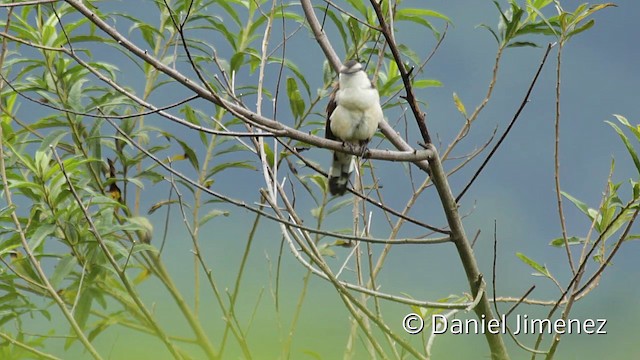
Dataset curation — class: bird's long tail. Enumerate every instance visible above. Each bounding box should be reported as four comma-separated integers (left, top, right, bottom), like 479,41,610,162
328,151,354,196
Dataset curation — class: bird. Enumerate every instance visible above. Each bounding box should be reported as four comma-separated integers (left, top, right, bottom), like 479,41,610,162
325,60,383,196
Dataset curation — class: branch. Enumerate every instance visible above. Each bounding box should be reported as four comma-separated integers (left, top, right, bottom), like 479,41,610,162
262,191,426,358
104,117,441,246
299,0,341,70
281,142,449,234
0,129,102,360
0,34,431,163
0,332,61,360
299,0,430,172
540,203,639,358
261,189,477,310
300,1,512,357
0,0,58,7
51,148,191,359
369,0,431,144
427,144,509,360
455,43,553,203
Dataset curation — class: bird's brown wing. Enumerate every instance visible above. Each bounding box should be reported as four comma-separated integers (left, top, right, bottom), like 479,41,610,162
325,84,339,141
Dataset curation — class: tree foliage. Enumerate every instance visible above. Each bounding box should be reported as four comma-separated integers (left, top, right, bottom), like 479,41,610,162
0,1,633,359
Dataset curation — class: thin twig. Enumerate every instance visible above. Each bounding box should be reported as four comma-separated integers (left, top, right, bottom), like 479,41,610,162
552,40,576,274
369,0,432,144
53,147,181,359
455,43,553,203
0,332,62,360
299,0,430,172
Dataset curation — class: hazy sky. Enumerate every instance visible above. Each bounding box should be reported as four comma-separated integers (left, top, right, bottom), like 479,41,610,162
28,1,638,358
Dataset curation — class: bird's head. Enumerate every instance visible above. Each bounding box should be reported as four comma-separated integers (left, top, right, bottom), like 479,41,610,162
340,60,363,75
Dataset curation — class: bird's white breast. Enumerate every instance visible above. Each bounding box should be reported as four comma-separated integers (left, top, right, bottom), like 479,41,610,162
330,74,382,142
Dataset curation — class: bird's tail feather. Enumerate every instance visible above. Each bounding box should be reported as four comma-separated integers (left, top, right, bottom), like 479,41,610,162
328,151,354,196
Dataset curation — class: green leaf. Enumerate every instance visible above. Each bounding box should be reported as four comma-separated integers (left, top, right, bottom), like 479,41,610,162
126,177,145,191
130,243,158,255
398,44,422,65
310,206,322,218
549,236,583,247
214,144,250,157
230,52,245,73
531,0,554,10
128,216,154,244
74,289,94,332
378,74,402,96
413,79,442,89
453,92,467,118
38,130,68,152
505,3,525,42
11,253,41,285
28,223,57,251
345,0,367,16
607,120,640,176
561,191,592,218
516,22,559,36
624,234,640,242
34,150,51,180
307,174,328,194
572,4,616,25
199,209,230,226
147,199,178,215
566,19,594,39
0,243,20,260
50,255,78,289
181,105,208,146
346,17,362,46
613,114,640,141
477,23,501,43
388,59,399,78
274,58,310,96
130,22,164,50
494,1,509,36
88,317,116,342
207,161,256,179
318,242,336,257
286,77,305,120
507,41,539,48
516,252,551,277
600,208,634,242
327,198,354,215
396,8,451,24
261,142,275,170
174,138,200,172
631,179,640,199
395,14,437,37
320,8,349,52
198,1,241,27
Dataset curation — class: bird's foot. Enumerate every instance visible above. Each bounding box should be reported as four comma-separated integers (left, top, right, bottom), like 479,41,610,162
342,141,369,157
342,141,356,153
357,140,369,158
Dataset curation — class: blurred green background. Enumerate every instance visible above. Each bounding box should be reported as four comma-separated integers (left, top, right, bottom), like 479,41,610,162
5,0,640,359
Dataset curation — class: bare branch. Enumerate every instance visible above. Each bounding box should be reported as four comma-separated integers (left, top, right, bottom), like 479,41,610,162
0,0,58,7
299,0,430,172
455,43,553,203
51,148,190,359
369,0,431,144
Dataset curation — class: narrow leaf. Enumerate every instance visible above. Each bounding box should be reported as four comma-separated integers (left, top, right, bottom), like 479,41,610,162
516,252,551,277
549,236,583,247
453,92,467,118
561,191,591,218
607,120,640,176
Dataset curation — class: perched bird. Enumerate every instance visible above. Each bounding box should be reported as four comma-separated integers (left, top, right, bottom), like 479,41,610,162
325,60,383,196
